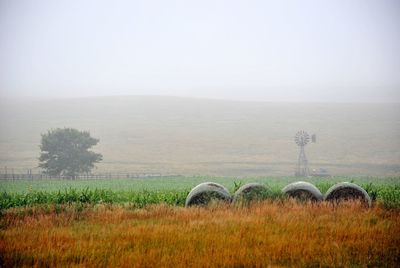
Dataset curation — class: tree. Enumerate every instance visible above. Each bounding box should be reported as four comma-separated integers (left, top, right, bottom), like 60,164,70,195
39,128,102,178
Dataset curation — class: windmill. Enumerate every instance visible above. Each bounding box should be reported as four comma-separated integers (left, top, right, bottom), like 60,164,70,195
294,130,313,177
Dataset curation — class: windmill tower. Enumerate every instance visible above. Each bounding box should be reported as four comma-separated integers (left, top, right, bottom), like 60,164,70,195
294,130,311,177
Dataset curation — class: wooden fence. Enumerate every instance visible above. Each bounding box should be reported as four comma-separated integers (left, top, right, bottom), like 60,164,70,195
0,169,180,180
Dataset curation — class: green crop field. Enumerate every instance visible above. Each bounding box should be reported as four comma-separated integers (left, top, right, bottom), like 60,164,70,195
1,176,399,209
1,176,399,193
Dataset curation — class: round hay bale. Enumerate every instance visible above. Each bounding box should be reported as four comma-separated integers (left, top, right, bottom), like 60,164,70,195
324,182,371,207
282,181,323,201
185,182,231,207
233,183,271,203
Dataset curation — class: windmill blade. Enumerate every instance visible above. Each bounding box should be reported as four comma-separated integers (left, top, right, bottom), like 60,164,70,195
294,130,310,146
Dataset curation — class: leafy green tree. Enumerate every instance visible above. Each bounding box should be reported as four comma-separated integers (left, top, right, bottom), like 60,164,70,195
39,128,102,178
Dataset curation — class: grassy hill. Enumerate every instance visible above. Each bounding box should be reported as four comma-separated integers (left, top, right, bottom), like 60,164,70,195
0,96,399,176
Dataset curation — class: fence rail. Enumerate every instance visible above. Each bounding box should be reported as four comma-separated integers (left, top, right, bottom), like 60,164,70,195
0,172,180,180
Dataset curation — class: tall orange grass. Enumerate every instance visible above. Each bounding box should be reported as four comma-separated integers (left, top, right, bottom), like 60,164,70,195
1,201,399,267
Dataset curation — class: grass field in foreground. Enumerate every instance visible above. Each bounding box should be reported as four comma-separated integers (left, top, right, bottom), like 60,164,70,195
1,201,399,267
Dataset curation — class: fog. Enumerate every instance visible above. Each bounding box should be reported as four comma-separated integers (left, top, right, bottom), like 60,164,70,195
1,0,399,102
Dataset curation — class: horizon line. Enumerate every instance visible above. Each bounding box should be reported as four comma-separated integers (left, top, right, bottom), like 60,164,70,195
1,94,400,104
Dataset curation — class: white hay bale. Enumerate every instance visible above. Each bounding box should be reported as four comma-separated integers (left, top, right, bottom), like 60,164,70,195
185,182,231,207
282,181,323,201
324,182,371,207
233,183,271,203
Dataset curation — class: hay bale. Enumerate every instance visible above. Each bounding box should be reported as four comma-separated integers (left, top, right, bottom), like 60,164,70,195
233,183,271,203
282,181,323,201
324,182,371,207
185,182,231,207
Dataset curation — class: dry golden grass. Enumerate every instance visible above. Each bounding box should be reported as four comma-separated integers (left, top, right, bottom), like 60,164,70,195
1,201,399,267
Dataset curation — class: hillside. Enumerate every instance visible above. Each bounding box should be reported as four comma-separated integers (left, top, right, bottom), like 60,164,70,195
0,96,399,176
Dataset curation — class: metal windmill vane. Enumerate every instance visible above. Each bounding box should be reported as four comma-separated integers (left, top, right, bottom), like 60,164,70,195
294,130,314,177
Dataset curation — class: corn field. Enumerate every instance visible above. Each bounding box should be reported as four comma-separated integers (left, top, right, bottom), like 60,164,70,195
1,177,399,209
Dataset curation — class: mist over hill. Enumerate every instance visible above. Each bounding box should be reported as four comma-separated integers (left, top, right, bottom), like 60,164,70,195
0,96,399,176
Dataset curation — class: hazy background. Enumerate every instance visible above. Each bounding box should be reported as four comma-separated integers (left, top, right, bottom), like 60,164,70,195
0,1,399,176
0,0,399,101
1,96,399,176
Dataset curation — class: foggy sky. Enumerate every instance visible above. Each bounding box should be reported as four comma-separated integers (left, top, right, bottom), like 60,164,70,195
0,0,399,102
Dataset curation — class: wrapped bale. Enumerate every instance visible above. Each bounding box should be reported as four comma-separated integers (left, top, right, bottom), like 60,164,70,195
324,182,371,207
185,182,231,207
282,181,323,201
233,183,271,203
